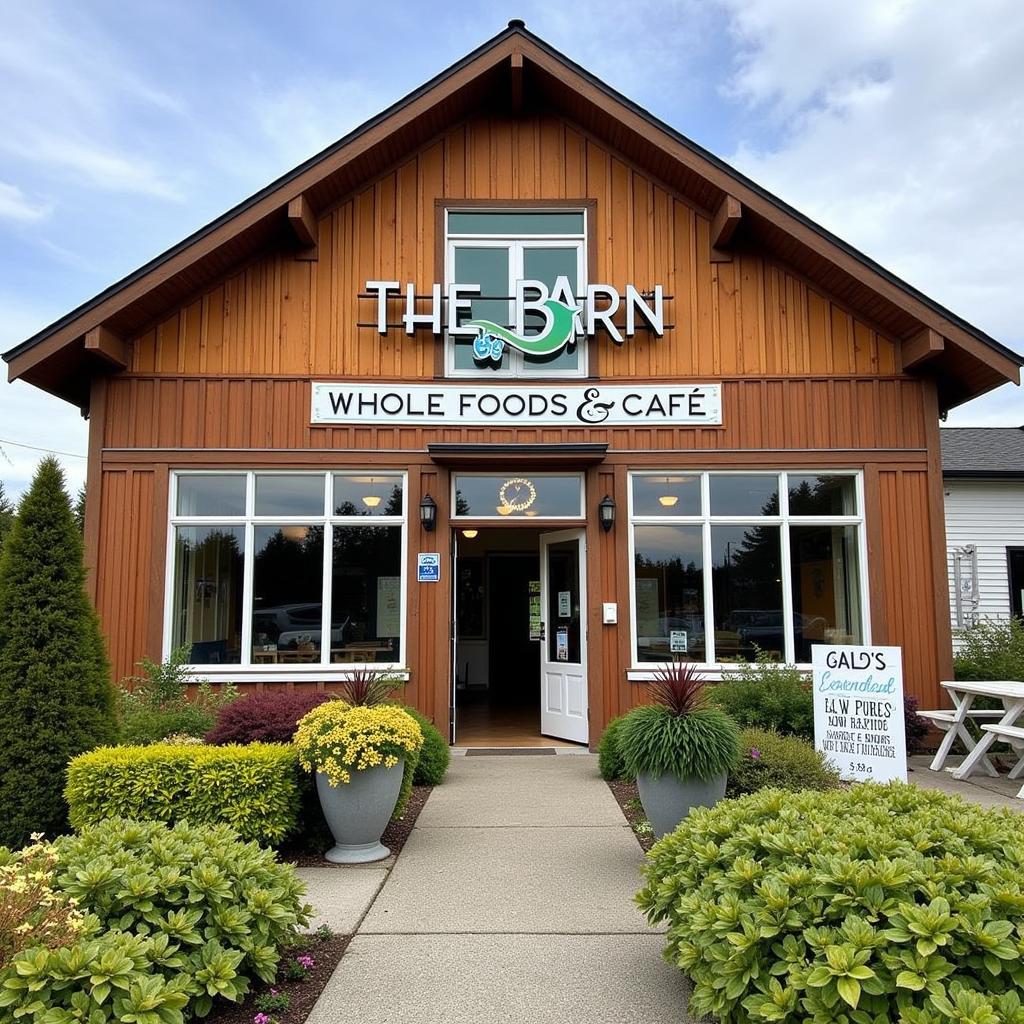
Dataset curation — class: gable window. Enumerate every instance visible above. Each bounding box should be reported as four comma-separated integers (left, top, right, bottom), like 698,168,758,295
445,209,587,377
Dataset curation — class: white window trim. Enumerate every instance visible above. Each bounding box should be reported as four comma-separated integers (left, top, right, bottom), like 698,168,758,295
626,469,871,676
444,207,589,379
450,471,586,521
164,470,409,678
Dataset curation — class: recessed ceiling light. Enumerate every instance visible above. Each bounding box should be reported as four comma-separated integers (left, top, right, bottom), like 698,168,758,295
462,529,478,539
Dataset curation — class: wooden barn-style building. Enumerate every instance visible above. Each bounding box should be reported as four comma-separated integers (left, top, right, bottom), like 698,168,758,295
5,22,1021,747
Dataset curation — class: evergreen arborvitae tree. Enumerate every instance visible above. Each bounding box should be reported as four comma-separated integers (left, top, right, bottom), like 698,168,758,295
0,480,14,557
73,484,86,534
0,458,118,847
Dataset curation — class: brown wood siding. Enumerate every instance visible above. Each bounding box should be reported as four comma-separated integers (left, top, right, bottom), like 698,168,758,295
95,467,156,683
126,115,900,382
101,376,928,453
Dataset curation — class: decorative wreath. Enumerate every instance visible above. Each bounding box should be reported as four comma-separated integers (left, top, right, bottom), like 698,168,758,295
498,477,538,512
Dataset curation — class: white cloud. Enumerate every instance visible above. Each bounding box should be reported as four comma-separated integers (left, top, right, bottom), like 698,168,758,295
717,0,1024,418
0,181,51,222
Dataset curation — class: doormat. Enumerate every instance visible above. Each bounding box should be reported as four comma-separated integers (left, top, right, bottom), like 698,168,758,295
465,747,557,756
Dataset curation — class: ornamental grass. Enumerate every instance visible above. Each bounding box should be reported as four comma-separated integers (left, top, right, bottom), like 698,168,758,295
293,703,423,786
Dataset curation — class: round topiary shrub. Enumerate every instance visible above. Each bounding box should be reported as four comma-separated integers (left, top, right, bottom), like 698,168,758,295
638,784,1024,1023
726,728,840,797
401,707,450,785
597,715,631,781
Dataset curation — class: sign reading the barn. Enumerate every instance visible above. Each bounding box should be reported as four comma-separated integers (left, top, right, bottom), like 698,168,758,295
311,383,722,427
363,278,665,362
811,644,907,783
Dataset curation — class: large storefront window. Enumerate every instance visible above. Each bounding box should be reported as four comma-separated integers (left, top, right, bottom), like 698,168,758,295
168,472,406,669
445,209,587,378
630,471,866,665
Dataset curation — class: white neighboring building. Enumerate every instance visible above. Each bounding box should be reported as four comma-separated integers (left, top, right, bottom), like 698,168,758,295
942,427,1024,639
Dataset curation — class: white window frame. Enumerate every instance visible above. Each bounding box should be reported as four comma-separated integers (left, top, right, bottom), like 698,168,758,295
164,470,408,681
444,208,588,379
626,469,871,678
450,471,586,521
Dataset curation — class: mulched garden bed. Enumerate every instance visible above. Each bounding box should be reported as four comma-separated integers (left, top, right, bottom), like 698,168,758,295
280,784,432,867
607,779,657,852
203,931,350,1024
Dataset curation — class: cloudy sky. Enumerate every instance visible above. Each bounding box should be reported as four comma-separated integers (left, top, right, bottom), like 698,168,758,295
1,0,1021,497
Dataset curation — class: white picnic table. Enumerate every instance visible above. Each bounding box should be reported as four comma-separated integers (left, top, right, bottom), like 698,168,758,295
928,680,1024,794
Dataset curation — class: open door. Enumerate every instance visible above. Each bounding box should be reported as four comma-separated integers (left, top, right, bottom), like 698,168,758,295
539,529,588,744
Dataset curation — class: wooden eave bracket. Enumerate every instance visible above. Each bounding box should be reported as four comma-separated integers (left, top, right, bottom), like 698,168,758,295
84,325,128,370
287,194,319,261
510,50,524,114
901,327,945,372
710,194,742,262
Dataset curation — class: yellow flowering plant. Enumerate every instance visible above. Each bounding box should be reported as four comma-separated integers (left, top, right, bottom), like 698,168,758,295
293,702,423,786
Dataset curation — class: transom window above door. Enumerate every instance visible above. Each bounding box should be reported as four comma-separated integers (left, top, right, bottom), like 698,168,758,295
445,209,587,378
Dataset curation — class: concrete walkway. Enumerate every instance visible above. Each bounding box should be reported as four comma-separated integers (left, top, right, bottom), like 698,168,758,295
305,753,690,1023
907,754,1024,811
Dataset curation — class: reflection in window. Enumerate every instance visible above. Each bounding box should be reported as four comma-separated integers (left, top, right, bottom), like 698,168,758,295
712,525,784,662
254,475,325,517
251,526,324,662
332,526,403,664
176,475,246,517
453,474,582,518
631,474,701,517
788,475,857,516
171,526,245,664
790,525,862,661
633,525,705,663
333,475,404,517
709,475,779,516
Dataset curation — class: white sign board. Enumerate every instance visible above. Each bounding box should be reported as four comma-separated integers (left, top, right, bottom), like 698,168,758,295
669,630,688,654
416,553,441,583
558,591,571,618
311,383,722,428
812,644,907,783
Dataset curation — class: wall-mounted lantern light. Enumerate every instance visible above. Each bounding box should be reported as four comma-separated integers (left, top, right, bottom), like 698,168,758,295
598,494,616,533
420,494,437,532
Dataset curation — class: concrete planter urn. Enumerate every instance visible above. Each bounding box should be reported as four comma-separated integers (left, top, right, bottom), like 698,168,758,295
316,761,404,863
636,770,728,839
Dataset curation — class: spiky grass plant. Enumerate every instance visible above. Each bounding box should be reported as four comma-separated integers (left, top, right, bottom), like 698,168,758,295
619,662,740,782
338,668,405,707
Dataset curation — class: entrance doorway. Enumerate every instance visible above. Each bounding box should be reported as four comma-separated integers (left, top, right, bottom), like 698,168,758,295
451,527,588,746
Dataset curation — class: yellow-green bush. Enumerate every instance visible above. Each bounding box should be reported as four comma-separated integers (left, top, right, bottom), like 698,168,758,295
65,743,301,845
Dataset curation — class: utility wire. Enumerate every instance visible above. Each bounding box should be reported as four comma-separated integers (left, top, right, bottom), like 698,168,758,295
0,437,87,459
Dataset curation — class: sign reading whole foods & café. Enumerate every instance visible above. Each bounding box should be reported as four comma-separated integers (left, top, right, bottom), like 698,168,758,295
311,383,722,427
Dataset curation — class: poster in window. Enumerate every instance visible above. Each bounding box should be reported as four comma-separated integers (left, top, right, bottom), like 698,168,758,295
556,627,569,662
636,578,659,636
376,577,401,638
528,580,542,640
558,590,571,618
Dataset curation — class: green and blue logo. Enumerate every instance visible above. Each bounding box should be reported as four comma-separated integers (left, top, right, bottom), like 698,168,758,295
466,298,580,363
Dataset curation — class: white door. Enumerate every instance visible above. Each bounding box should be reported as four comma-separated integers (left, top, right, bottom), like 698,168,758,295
539,529,588,744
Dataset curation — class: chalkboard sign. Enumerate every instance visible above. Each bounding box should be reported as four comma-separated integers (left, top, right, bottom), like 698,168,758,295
811,644,907,783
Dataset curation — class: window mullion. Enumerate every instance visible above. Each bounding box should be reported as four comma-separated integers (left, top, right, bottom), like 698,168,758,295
239,474,256,668
321,521,333,668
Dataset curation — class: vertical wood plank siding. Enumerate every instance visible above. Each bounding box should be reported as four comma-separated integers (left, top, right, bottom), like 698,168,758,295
90,112,949,733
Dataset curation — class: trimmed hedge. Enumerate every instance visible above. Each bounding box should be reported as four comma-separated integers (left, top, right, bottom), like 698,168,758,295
0,818,309,1023
727,728,840,796
401,707,450,785
65,743,301,845
205,691,335,745
638,785,1024,1023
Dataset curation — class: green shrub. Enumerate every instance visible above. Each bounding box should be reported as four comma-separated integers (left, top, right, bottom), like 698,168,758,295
401,707,450,785
66,743,301,845
710,651,814,739
954,617,1024,681
726,728,840,797
638,785,1024,1023
0,457,119,847
618,664,740,782
598,715,632,781
119,644,238,744
0,818,310,1024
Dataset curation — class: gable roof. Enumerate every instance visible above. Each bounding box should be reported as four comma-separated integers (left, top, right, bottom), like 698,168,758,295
4,21,1022,411
941,426,1024,478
